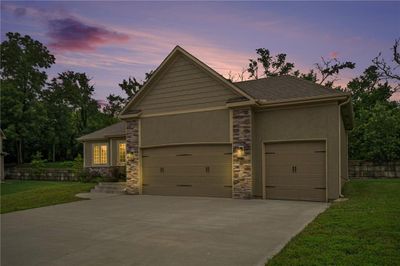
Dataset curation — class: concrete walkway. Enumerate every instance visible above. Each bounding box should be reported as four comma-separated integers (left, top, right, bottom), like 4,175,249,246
1,195,328,266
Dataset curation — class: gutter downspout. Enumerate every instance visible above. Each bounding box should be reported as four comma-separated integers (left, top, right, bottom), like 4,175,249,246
338,96,351,198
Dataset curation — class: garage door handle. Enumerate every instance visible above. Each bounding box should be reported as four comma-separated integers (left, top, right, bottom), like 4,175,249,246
265,185,276,188
314,187,326,190
176,184,192,187
291,166,297,173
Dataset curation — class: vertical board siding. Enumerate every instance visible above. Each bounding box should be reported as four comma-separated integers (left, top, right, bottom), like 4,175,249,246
133,54,239,114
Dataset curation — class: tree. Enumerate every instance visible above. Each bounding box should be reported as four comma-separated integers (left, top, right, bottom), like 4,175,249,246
246,48,354,88
349,102,400,161
43,72,118,161
118,71,154,100
314,57,355,87
105,70,154,116
55,71,99,134
0,32,55,163
347,65,400,161
372,38,400,83
247,48,295,79
42,77,75,161
104,94,125,117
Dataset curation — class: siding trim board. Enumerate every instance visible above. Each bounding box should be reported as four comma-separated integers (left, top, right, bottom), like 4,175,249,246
141,142,232,149
140,106,228,118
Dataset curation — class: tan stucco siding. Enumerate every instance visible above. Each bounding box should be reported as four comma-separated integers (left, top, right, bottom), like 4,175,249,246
340,115,348,187
253,103,340,199
132,54,240,115
141,109,231,147
84,142,92,167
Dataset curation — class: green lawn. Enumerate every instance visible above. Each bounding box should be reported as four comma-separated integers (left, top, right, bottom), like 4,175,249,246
267,179,400,265
0,180,95,214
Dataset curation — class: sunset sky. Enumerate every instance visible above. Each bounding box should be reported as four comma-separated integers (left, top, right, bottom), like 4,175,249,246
1,1,399,101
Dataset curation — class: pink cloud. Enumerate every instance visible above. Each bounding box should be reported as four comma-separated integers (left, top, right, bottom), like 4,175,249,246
47,18,129,52
330,51,339,59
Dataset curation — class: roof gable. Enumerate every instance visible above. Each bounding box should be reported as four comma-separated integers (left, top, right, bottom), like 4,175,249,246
120,46,253,117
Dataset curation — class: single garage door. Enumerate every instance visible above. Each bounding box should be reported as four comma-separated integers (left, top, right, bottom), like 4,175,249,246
142,144,232,197
265,141,326,202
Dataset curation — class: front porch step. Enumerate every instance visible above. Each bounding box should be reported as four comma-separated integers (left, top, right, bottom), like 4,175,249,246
91,182,126,194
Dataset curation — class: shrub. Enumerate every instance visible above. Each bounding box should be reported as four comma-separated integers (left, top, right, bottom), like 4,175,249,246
78,168,102,183
31,152,47,176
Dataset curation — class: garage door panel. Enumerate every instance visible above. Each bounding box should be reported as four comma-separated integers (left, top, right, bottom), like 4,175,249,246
142,155,230,166
267,176,325,187
142,144,232,197
267,141,325,153
266,187,326,202
142,145,230,156
143,184,232,197
143,165,230,177
265,141,326,202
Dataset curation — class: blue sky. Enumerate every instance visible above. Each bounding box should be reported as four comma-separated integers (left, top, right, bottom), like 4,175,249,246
2,1,399,101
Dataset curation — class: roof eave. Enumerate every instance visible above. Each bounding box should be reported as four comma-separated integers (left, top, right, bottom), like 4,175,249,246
256,94,350,108
119,111,142,120
226,99,257,108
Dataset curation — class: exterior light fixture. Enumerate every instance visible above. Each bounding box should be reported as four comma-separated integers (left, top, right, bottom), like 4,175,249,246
235,146,245,158
126,152,136,161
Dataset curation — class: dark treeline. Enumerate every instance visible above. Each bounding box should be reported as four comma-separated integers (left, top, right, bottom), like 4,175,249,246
1,32,399,163
0,32,151,164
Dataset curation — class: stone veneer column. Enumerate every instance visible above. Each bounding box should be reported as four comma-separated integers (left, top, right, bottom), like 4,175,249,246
232,108,253,199
126,119,140,194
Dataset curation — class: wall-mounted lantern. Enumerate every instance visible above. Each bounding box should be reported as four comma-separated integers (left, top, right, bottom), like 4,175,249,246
235,146,245,158
126,152,136,161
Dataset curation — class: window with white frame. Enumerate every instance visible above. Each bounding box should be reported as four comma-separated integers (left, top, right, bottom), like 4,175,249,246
118,142,126,164
93,144,108,165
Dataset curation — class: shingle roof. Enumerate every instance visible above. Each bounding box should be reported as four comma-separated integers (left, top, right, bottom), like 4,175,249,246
77,121,125,141
234,75,346,102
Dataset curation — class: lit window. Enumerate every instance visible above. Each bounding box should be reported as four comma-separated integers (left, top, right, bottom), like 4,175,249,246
93,144,107,165
118,143,126,164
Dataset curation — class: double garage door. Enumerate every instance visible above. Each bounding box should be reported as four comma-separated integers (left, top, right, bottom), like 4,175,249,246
265,141,327,202
142,145,232,197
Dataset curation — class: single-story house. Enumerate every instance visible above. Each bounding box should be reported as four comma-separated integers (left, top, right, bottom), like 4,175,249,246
78,46,353,202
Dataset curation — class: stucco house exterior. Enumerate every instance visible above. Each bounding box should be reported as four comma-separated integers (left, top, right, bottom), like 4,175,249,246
78,46,353,202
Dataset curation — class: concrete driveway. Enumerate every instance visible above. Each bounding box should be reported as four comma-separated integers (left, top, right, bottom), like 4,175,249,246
1,195,327,266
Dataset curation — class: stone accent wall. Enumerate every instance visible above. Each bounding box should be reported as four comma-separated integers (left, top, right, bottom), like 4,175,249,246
87,167,112,177
5,168,78,181
232,108,253,199
126,119,140,194
349,160,400,179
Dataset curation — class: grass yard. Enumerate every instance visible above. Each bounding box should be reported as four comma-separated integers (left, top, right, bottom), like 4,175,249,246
267,179,400,265
0,180,95,214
